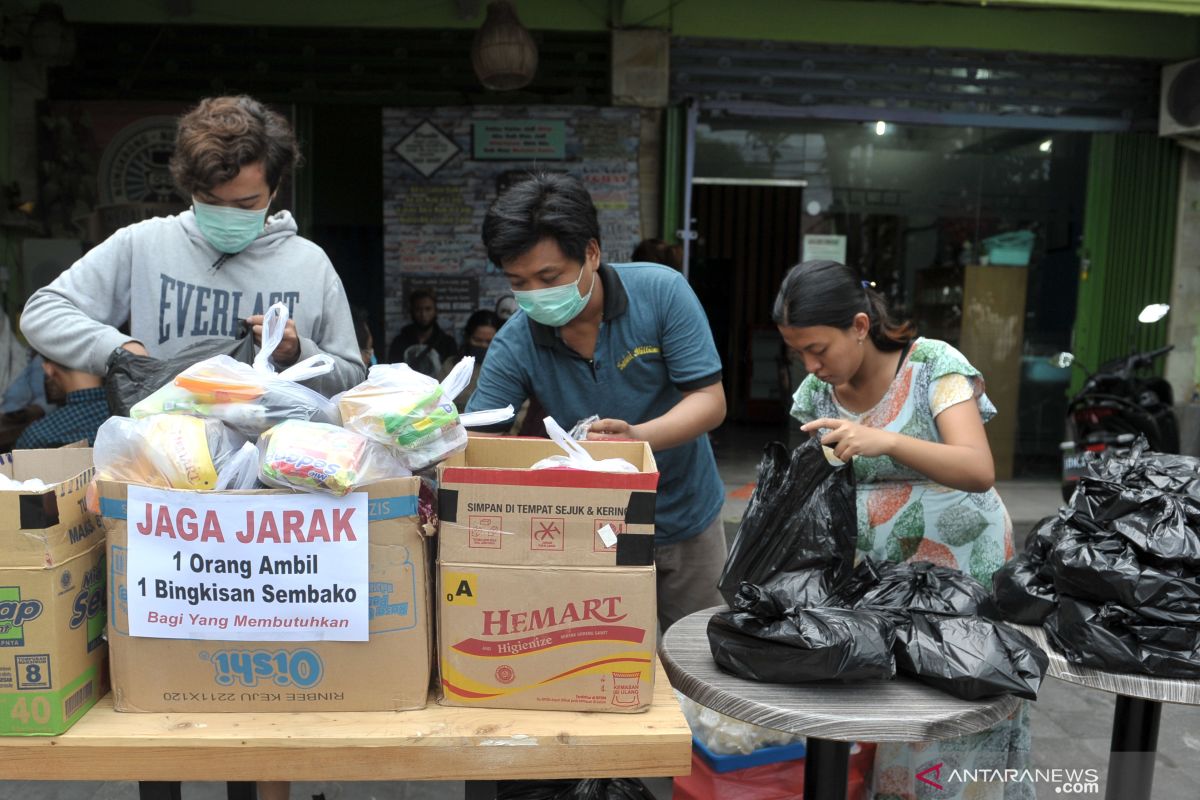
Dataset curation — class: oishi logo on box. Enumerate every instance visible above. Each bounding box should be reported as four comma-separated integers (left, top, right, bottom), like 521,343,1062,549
202,648,324,688
0,588,44,648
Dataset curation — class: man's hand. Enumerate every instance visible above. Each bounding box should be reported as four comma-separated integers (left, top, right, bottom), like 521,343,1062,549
121,341,149,357
586,418,642,441
246,315,300,367
800,417,896,461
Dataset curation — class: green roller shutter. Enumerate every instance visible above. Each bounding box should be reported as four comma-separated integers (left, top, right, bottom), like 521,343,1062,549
1072,134,1181,393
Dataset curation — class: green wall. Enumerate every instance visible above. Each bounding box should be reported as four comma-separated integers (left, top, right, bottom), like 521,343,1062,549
1072,134,1181,393
28,0,1200,60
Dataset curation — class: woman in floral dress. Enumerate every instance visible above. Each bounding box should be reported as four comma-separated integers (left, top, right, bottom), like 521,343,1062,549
776,260,1030,800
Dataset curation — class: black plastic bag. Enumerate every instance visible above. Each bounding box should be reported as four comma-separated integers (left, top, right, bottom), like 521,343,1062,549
496,779,657,800
1065,440,1200,568
105,327,255,417
991,516,1067,625
893,611,1048,700
718,438,856,606
1046,596,1200,678
835,557,993,617
1049,532,1200,624
708,585,897,684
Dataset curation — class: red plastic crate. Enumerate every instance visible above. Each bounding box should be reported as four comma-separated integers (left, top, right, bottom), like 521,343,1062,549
673,742,876,800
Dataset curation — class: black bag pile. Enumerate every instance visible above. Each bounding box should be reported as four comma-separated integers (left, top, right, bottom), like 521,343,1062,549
710,438,1047,701
991,438,1200,678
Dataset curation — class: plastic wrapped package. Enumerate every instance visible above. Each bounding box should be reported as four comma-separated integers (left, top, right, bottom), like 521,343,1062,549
257,420,409,496
216,442,263,491
93,415,244,491
675,692,802,755
718,438,856,607
1049,532,1200,624
530,416,639,473
707,585,897,684
340,359,511,470
132,353,341,436
1046,596,1200,678
834,557,993,617
991,515,1066,625
892,611,1048,700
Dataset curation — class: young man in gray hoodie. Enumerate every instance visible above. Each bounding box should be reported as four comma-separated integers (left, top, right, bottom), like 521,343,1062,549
20,95,365,398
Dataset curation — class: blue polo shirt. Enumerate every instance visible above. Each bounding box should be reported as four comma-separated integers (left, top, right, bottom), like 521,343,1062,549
466,262,724,545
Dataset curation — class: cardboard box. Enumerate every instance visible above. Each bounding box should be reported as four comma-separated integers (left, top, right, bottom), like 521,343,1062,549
437,436,658,567
438,562,656,712
101,476,433,713
0,448,107,735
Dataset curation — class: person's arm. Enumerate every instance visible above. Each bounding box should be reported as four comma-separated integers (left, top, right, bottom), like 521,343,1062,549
801,399,995,492
464,330,529,432
20,228,138,373
588,381,725,450
283,266,367,396
589,270,726,450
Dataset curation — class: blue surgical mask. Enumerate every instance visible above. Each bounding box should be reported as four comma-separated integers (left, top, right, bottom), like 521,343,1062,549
513,266,596,327
193,198,269,254
369,351,378,366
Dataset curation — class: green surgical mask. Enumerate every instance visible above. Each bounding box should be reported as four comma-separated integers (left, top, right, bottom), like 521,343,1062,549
192,198,269,254
513,266,596,327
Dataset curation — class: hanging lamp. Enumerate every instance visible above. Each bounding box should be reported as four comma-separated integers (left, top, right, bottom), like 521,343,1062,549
471,1,538,91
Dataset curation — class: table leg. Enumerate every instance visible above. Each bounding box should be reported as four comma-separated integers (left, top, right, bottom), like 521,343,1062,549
1105,695,1161,800
465,780,497,800
804,737,851,800
226,781,257,800
138,783,182,800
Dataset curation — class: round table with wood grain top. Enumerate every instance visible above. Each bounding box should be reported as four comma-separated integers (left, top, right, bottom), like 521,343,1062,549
1010,623,1200,800
661,606,1022,800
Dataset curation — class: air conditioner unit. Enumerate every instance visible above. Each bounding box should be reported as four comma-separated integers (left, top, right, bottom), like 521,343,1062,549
1160,58,1200,151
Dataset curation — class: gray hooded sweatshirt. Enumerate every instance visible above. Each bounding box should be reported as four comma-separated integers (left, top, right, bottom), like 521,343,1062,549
21,209,366,397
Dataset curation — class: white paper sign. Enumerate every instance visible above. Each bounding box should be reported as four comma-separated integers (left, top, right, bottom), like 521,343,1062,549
802,234,847,264
126,486,369,642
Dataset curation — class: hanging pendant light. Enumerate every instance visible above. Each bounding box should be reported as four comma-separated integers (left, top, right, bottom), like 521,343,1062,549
471,1,538,91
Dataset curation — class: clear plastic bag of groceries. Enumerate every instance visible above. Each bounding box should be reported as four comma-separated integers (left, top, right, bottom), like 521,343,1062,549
257,419,410,497
130,303,340,436
338,358,511,471
93,415,245,491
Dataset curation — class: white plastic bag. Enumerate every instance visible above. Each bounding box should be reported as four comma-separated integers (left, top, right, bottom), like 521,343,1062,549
131,303,340,435
216,441,262,491
257,420,410,496
339,358,512,471
530,416,638,473
94,415,245,491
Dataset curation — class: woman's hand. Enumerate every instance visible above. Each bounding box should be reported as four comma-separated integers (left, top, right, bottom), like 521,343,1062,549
800,417,896,460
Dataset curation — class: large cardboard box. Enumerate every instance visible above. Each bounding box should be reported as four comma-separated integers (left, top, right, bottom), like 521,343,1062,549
0,448,107,735
101,476,433,713
437,436,658,567
439,562,657,712
437,436,659,712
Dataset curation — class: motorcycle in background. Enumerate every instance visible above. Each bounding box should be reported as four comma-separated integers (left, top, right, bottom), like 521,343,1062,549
1055,304,1179,501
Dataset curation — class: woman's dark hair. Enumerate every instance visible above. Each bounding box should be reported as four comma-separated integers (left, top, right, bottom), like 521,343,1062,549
631,238,681,271
462,309,501,352
772,260,915,352
171,95,300,195
482,173,601,268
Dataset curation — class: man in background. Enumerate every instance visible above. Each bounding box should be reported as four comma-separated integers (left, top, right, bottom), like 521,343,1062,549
14,358,107,448
388,289,458,375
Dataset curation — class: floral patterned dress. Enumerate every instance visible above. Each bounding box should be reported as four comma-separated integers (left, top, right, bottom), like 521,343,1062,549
791,337,1031,800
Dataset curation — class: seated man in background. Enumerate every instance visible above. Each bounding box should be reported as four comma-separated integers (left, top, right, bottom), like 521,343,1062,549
14,358,108,449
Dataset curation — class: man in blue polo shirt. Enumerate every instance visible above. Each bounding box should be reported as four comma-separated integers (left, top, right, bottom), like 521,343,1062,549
466,173,727,630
